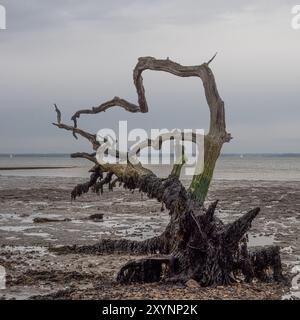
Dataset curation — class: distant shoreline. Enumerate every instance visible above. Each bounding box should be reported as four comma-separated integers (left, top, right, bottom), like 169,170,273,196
0,153,299,157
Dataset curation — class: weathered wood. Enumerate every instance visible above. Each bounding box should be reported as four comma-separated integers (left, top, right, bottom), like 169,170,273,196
53,56,231,203
52,56,284,287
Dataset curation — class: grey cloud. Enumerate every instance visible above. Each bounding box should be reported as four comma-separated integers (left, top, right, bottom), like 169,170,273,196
2,0,295,33
0,0,299,153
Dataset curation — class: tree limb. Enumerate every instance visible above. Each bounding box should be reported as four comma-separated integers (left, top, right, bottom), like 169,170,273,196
55,56,231,203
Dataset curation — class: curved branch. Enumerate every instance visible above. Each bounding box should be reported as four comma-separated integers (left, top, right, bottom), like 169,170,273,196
55,56,231,203
53,103,99,149
70,56,230,141
52,122,99,149
71,96,142,127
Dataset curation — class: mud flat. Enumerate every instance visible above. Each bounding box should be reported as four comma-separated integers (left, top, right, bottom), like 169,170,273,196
0,176,299,300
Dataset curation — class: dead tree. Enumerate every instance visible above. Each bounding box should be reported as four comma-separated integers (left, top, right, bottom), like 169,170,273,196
52,56,283,286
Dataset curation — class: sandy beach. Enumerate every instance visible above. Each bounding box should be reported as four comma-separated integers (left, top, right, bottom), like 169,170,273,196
0,175,299,300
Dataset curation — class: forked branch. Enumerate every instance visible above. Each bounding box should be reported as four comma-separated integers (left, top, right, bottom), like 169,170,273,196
54,56,231,203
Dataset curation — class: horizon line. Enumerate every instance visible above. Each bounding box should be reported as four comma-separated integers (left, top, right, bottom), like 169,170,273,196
0,152,299,156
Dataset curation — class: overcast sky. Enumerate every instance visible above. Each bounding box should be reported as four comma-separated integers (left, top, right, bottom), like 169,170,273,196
0,0,299,154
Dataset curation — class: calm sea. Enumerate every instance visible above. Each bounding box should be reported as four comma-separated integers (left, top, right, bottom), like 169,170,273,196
0,154,299,181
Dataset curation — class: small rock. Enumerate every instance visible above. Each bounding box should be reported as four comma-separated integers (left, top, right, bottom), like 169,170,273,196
186,279,200,288
20,213,30,218
89,214,104,222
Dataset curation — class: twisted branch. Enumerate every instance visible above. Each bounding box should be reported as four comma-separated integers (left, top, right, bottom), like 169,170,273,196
54,56,231,202
70,56,230,140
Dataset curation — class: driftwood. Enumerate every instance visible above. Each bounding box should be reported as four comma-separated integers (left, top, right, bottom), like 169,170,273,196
33,217,71,223
52,56,284,286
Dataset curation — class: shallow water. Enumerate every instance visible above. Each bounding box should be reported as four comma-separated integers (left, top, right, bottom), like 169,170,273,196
248,234,275,247
0,154,300,181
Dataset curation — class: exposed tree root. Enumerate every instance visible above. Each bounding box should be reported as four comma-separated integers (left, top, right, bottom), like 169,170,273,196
50,236,165,255
51,176,285,287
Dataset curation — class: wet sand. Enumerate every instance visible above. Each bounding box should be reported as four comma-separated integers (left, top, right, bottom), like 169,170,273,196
0,175,299,300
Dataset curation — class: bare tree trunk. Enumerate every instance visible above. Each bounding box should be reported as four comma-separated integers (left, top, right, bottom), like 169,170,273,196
189,136,223,203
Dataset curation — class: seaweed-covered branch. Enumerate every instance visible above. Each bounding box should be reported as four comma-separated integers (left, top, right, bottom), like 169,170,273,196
223,208,260,248
71,167,103,200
